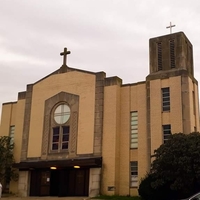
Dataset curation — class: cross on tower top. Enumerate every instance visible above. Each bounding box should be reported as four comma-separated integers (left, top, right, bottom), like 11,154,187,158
60,47,71,66
166,22,176,34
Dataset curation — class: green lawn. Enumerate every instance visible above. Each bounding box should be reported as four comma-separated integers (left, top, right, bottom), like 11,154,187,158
92,195,141,200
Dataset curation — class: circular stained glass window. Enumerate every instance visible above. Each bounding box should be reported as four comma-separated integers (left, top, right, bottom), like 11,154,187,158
54,104,70,124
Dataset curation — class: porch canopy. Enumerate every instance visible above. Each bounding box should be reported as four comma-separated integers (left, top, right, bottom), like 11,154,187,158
13,157,102,170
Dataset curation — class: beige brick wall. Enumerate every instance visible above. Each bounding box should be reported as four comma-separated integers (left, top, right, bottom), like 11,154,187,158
169,76,183,133
103,82,148,196
187,77,200,133
0,100,25,194
150,79,162,154
102,84,121,195
136,83,148,182
188,78,194,133
119,86,130,195
28,71,96,157
194,83,200,131
0,103,17,137
14,99,25,162
150,76,185,154
119,83,147,196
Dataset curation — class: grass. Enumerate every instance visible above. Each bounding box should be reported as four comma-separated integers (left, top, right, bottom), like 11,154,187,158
92,195,141,200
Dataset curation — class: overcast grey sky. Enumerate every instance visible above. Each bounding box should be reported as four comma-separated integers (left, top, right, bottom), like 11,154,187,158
1,0,200,116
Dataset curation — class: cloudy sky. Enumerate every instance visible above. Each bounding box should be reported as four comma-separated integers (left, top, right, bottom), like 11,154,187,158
1,0,200,116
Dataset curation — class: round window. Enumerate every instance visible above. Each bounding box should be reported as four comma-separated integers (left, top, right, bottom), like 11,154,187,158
54,104,70,124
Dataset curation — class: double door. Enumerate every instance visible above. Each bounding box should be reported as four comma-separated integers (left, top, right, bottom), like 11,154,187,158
30,168,89,196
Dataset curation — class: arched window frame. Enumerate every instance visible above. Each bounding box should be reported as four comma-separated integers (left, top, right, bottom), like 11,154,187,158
51,102,71,152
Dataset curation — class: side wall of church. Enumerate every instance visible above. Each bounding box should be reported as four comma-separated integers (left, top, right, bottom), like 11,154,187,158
118,85,130,196
10,99,26,194
0,99,26,194
130,83,148,196
194,82,200,131
102,83,121,195
118,82,148,196
0,100,25,161
102,81,148,196
13,99,26,162
101,74,200,196
188,77,200,132
0,103,17,137
149,76,183,155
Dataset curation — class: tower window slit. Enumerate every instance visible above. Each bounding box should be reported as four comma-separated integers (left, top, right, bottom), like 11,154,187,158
157,42,162,71
170,40,175,68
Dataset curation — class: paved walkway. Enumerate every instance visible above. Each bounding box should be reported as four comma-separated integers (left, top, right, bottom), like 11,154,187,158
1,197,91,200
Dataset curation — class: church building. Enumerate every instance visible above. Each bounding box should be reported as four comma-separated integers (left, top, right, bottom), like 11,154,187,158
0,31,199,197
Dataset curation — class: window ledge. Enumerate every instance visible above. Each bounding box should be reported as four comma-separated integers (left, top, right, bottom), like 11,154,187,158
49,150,69,154
162,110,170,113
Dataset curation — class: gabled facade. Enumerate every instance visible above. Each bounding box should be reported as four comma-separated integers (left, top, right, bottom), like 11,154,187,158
0,32,199,197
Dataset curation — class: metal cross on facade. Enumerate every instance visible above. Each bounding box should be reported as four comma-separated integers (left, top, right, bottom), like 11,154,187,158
60,47,71,66
166,22,176,34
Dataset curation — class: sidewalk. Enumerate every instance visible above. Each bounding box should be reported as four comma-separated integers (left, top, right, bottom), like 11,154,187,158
0,197,91,200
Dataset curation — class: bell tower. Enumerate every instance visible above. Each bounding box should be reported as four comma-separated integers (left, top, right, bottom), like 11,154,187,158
145,32,199,172
149,32,194,77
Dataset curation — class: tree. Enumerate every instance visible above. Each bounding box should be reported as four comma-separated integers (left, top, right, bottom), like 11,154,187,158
139,132,200,200
0,136,18,185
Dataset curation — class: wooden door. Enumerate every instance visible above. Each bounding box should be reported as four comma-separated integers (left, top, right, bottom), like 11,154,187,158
30,170,50,196
75,170,86,195
40,171,50,196
30,170,40,196
68,169,89,196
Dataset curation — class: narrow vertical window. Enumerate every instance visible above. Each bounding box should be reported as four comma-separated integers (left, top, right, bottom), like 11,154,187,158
130,161,138,187
157,42,162,71
193,91,196,115
9,126,15,145
130,111,138,148
163,124,171,143
189,46,193,72
62,126,70,149
170,39,175,68
162,87,170,111
52,127,59,150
